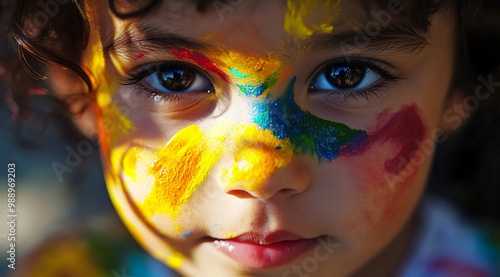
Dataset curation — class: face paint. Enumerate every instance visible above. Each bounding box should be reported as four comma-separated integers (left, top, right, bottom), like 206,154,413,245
140,125,223,219
284,0,343,39
170,51,365,162
170,48,230,82
330,105,426,224
223,124,293,191
217,52,284,97
136,53,146,60
373,105,426,174
183,230,194,238
86,35,188,267
168,50,367,187
346,105,426,175
90,40,135,153
251,78,367,161
172,49,287,97
166,253,184,269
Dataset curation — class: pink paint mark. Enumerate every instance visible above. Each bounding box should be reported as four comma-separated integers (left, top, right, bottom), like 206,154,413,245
339,105,426,224
136,53,146,60
342,104,425,175
170,48,230,82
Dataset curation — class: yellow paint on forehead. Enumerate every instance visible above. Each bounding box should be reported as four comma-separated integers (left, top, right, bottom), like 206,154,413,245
284,0,343,39
219,52,283,80
223,124,293,192
140,125,224,219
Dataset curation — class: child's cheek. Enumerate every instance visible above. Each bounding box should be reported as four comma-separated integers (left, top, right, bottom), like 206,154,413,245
104,125,224,234
342,105,427,224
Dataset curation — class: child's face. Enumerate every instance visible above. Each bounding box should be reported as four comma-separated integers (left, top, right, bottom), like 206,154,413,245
84,0,456,275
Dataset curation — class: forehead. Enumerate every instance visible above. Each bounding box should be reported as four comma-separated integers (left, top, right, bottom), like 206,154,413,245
104,1,296,54
95,0,446,58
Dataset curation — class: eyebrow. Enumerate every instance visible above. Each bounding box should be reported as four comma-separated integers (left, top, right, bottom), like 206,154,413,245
104,20,429,62
304,21,429,55
103,24,212,60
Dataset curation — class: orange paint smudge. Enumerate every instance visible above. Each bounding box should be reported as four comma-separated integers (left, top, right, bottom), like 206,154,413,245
141,125,223,218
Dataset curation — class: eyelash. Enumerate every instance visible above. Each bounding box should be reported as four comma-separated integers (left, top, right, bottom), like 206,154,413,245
118,61,214,103
309,57,403,103
118,57,402,104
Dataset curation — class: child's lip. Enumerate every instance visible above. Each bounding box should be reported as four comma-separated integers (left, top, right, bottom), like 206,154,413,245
210,231,319,269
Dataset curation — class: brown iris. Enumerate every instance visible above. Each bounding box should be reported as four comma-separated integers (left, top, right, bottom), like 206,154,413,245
325,65,366,89
157,66,196,92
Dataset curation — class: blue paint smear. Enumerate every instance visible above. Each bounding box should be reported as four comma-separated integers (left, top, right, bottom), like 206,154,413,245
237,83,265,97
235,68,281,97
183,230,194,238
230,68,252,79
251,77,367,161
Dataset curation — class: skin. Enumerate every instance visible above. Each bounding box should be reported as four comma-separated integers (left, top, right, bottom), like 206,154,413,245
73,0,458,276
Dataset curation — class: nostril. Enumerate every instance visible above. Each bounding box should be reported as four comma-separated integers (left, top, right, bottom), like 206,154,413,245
227,190,255,199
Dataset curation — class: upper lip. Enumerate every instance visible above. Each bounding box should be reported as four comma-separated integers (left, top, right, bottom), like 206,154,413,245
219,230,308,245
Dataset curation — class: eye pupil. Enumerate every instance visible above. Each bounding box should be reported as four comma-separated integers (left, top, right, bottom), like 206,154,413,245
326,65,366,89
158,67,195,92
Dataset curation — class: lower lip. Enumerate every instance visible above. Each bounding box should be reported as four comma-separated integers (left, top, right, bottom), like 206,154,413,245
213,238,317,269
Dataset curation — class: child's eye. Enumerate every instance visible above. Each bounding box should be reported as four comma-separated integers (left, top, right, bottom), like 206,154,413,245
120,61,215,106
309,58,401,107
310,64,379,91
142,63,213,94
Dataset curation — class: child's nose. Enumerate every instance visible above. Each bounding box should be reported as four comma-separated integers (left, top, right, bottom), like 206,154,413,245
219,124,311,200
222,156,311,200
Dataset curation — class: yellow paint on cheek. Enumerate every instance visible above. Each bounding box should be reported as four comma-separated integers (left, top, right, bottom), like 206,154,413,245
87,37,185,269
140,125,223,218
122,147,140,181
284,0,343,39
166,252,184,269
223,124,293,191
99,104,135,145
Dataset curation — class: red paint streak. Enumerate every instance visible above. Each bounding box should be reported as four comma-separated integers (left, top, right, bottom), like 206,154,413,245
430,258,488,277
136,53,145,60
170,48,229,82
344,104,426,175
340,105,426,224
